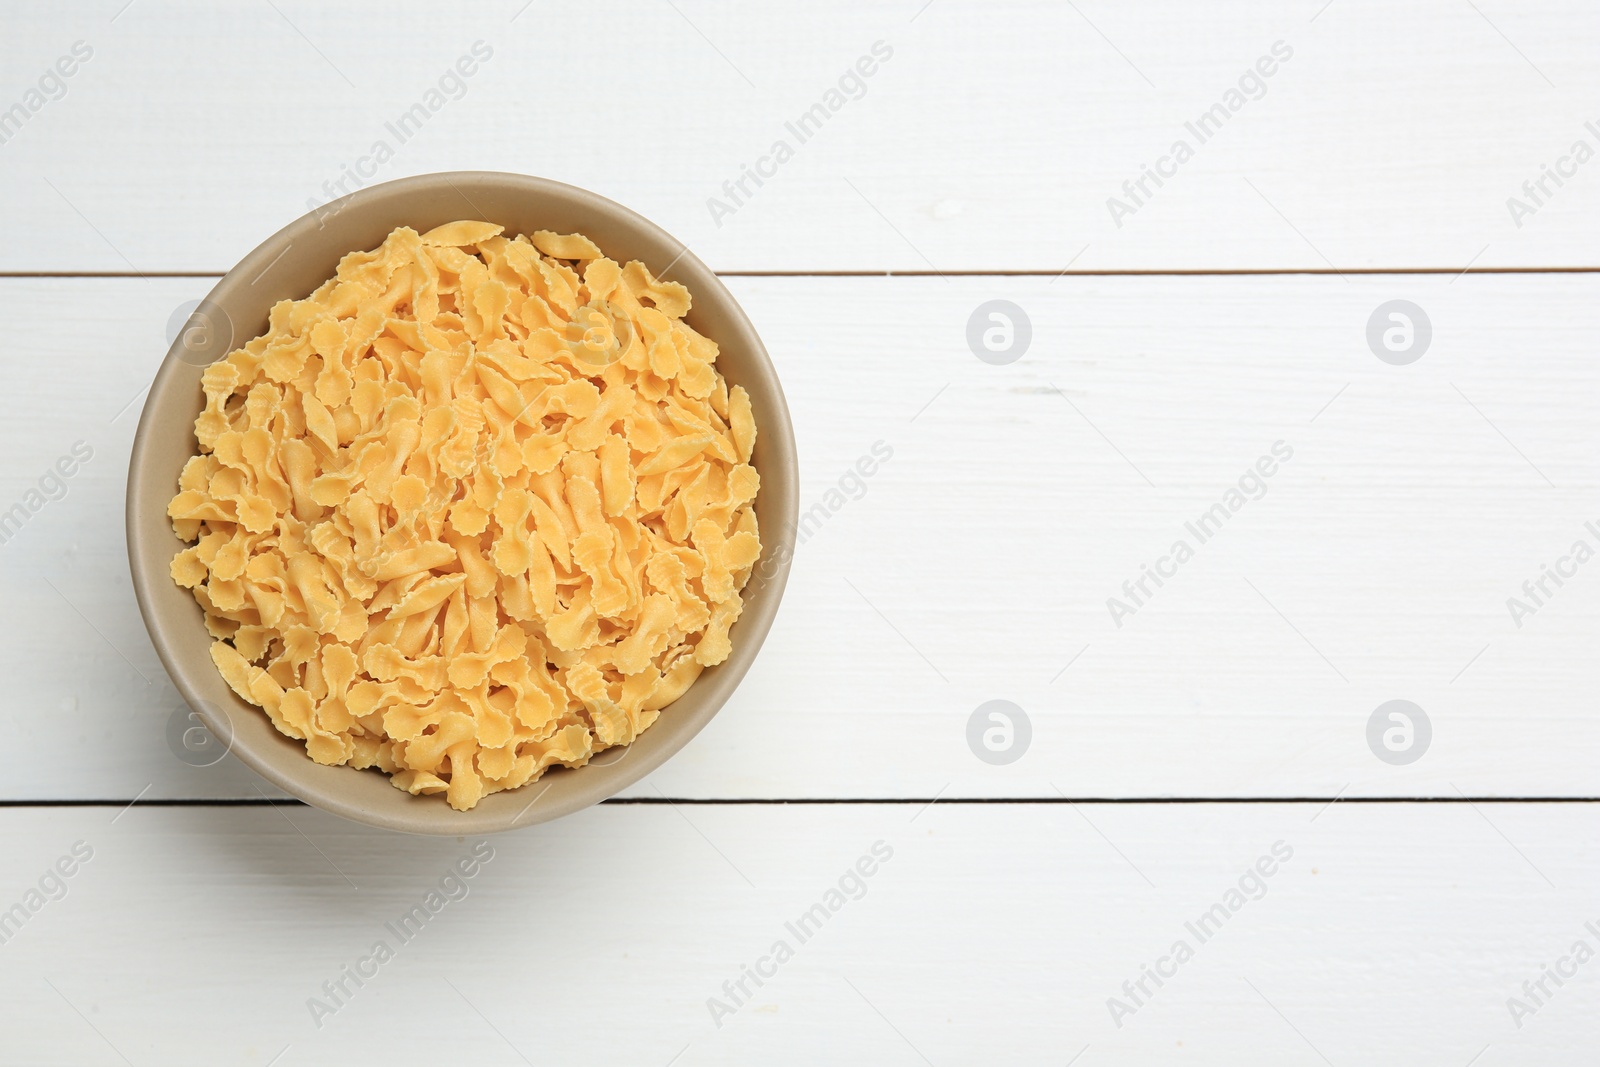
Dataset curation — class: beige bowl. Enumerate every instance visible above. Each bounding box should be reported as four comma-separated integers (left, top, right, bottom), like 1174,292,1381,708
127,172,797,835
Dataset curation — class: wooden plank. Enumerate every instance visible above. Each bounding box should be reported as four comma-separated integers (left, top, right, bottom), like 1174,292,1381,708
0,801,1592,1063
1,1,1598,272
3,273,1597,800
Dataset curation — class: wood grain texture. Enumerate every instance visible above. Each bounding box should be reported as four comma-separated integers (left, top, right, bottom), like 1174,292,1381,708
0,802,1592,1065
5,274,1596,800
0,1,1597,272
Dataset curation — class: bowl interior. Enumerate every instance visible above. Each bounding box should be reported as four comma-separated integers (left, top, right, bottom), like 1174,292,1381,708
127,172,797,835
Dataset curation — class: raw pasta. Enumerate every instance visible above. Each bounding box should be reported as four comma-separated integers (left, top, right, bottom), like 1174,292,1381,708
168,222,761,811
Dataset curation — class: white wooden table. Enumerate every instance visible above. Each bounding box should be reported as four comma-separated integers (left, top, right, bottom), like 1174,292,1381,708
3,1,1598,1062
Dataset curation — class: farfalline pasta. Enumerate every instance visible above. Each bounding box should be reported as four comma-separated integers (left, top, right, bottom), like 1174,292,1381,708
168,222,760,810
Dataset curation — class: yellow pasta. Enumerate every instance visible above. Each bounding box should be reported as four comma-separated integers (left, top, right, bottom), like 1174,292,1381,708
168,222,760,810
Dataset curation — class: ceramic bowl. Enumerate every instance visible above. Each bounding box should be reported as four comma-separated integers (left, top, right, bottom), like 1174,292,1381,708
126,171,797,834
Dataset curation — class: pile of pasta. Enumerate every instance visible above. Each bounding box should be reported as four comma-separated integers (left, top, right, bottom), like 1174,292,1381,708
168,222,761,811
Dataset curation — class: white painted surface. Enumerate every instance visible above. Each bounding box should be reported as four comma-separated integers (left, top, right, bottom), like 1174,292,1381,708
0,802,1594,1065
3,1,1597,1062
4,274,1596,800
0,1,1598,272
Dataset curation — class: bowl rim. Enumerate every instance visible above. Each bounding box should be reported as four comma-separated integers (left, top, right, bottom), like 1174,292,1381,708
126,170,797,834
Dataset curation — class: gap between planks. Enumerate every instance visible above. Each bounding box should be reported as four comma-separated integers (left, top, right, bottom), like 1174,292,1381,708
5,267,1600,280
